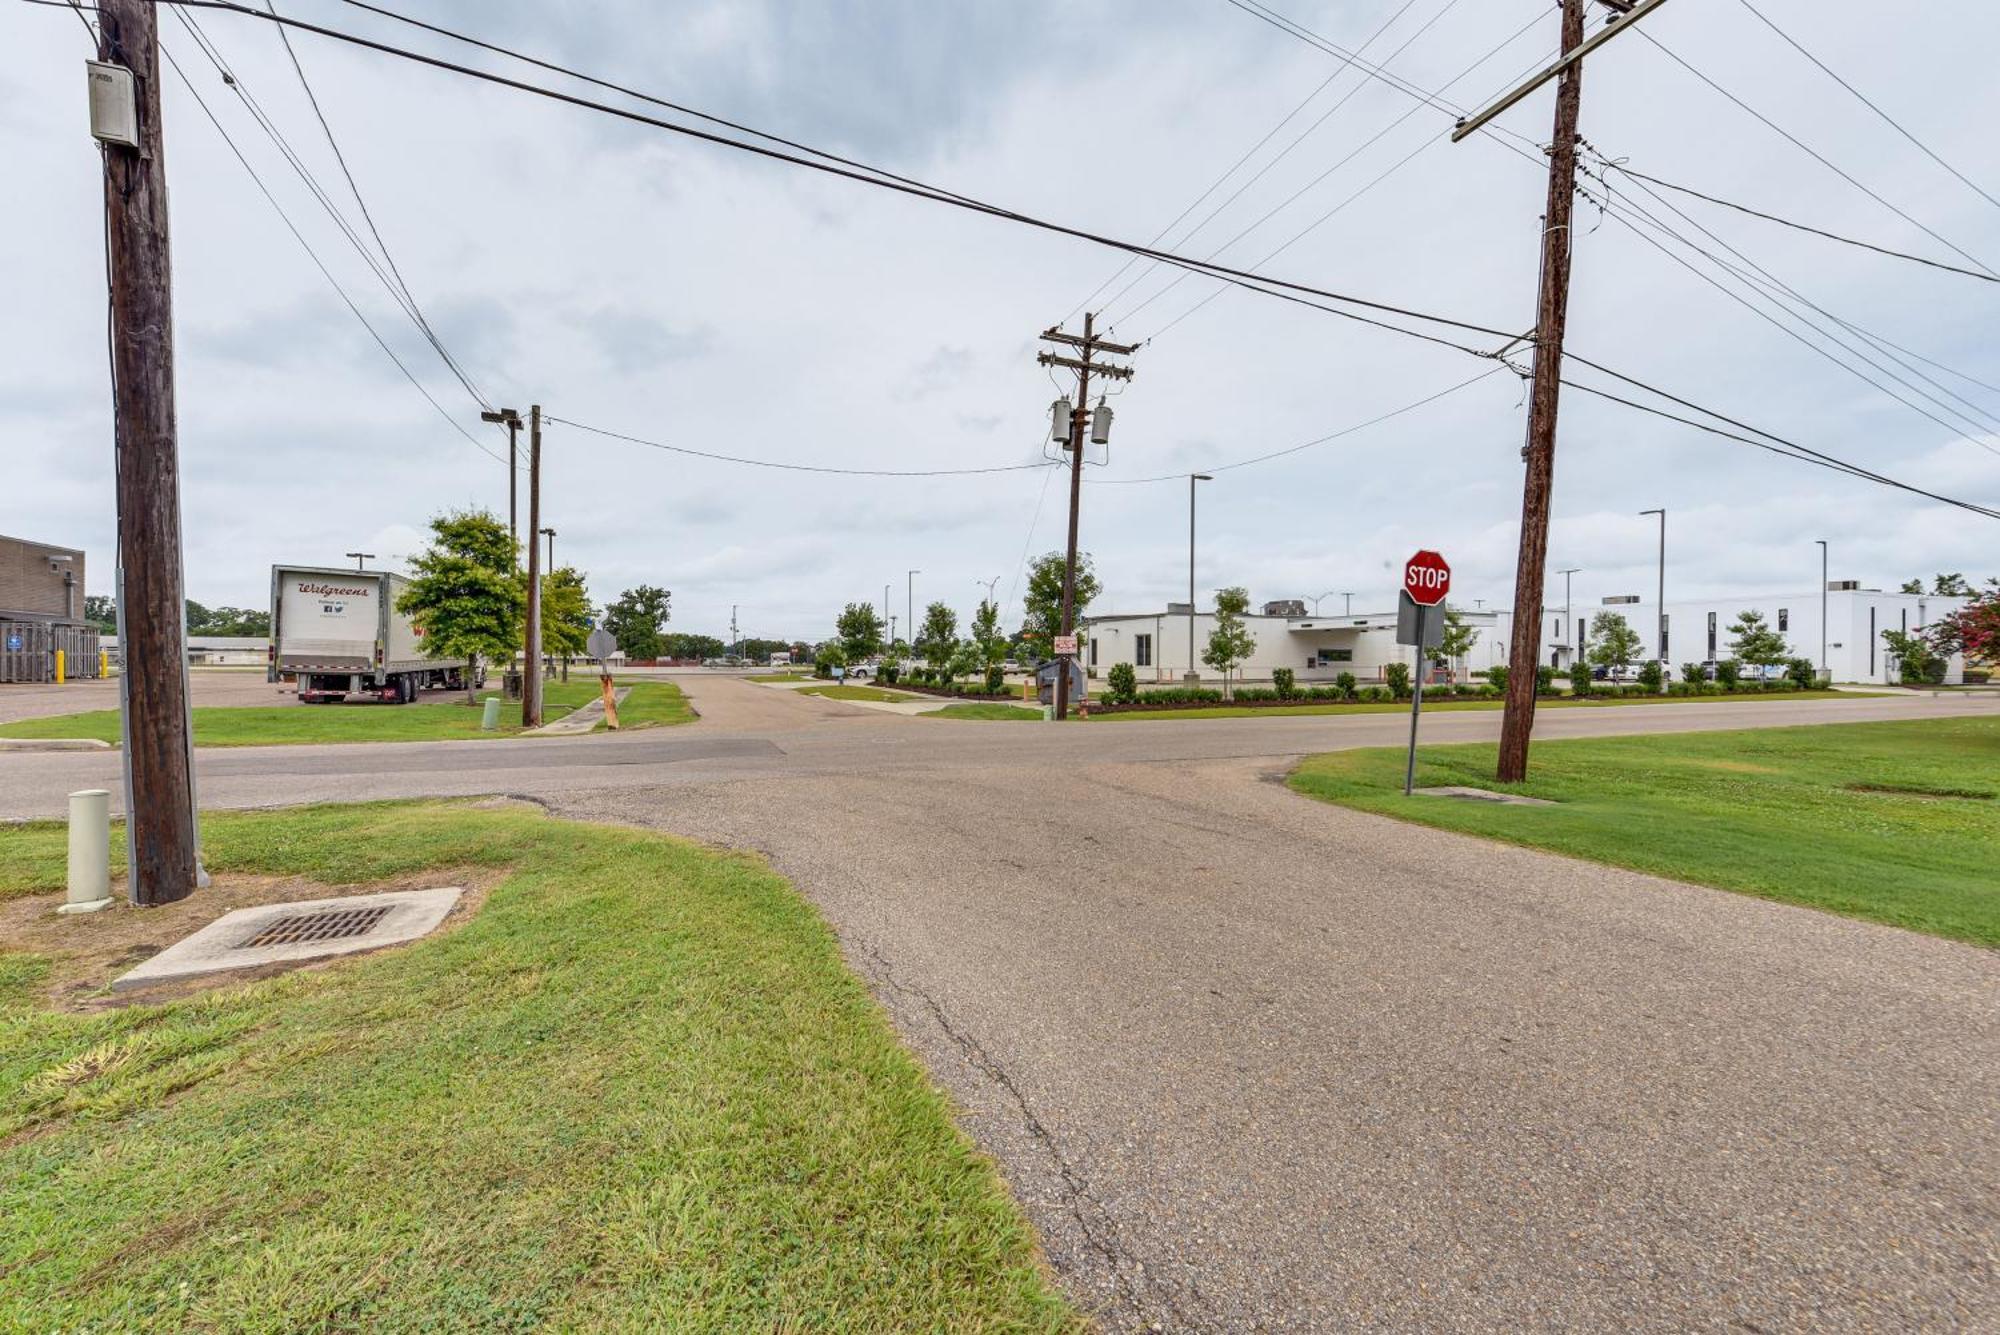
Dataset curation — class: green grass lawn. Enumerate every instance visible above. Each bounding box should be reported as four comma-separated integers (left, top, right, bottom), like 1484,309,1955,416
0,802,1078,1330
746,671,810,683
1288,718,2000,946
797,684,920,703
1088,688,1868,721
0,679,691,747
923,702,1045,721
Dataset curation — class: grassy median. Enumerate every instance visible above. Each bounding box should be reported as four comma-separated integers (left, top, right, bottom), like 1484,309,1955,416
924,703,1044,721
1289,718,2000,946
0,679,692,747
0,802,1078,1330
1087,688,1869,721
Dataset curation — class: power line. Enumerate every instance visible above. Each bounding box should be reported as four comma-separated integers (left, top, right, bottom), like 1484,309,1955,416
1095,0,1475,325
1732,0,2000,218
1063,0,1430,325
1635,26,2000,280
1087,366,1506,483
156,39,508,465
1603,165,1999,284
261,0,494,408
544,416,1060,477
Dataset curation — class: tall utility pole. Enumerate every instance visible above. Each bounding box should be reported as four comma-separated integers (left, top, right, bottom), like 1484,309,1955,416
731,605,739,660
1036,312,1135,719
522,404,543,727
1641,508,1666,678
906,571,920,652
481,408,523,566
1817,539,1829,675
1187,473,1212,682
99,0,198,906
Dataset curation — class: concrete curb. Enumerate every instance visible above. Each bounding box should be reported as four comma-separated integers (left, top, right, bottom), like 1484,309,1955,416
0,737,113,752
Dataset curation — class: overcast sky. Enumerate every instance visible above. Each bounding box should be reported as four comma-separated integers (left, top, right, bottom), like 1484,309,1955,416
6,0,1997,641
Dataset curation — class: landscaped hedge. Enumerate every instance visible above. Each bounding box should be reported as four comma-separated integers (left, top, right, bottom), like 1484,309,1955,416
897,681,1021,702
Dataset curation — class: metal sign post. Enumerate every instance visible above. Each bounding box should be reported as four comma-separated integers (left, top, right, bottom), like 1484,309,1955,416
1398,550,1452,796
586,624,619,731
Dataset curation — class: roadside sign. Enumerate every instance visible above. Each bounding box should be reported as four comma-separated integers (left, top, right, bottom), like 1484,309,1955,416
1403,550,1451,606
586,627,617,663
1399,550,1449,795
1395,591,1445,649
1052,634,1078,655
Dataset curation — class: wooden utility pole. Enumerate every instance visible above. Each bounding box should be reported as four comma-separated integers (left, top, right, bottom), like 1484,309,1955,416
99,0,198,905
522,404,543,728
1453,0,1670,782
1036,314,1134,720
1494,0,1585,784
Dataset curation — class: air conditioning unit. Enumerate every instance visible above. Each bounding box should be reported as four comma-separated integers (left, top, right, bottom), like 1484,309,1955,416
1827,580,1860,591
1602,594,1640,605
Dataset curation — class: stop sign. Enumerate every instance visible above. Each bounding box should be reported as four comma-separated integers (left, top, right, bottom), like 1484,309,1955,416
1403,550,1451,606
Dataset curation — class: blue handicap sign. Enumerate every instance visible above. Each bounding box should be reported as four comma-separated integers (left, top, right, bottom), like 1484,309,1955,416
4,634,20,651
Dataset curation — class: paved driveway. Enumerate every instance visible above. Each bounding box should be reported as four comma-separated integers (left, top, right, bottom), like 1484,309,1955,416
2,677,1994,1329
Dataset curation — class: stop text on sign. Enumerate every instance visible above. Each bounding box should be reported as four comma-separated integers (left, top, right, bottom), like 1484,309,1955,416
1403,550,1451,606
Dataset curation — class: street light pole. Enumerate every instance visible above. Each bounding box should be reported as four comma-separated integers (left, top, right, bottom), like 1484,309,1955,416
1817,539,1828,677
907,570,920,653
1311,589,1336,615
1343,592,1355,616
1188,473,1211,682
1641,509,1665,684
345,551,374,572
480,408,523,569
1560,567,1576,663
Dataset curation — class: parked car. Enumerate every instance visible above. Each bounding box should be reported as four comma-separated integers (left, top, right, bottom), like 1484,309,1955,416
848,661,877,679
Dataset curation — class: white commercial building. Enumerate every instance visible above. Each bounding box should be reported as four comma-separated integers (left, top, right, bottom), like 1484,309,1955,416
1081,605,1510,685
1538,584,1968,684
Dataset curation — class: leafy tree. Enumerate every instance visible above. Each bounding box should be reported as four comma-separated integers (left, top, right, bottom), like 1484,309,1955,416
969,598,1005,669
1106,662,1138,704
396,508,522,701
603,585,672,661
1900,579,1925,594
1881,629,1945,684
660,632,725,660
948,640,981,685
541,566,592,663
1727,609,1789,669
83,594,117,634
1435,606,1479,673
185,601,270,636
1586,611,1642,672
1929,578,1999,664
1020,551,1100,661
916,601,959,676
1201,586,1257,696
813,641,847,679
1933,572,1973,596
836,602,884,663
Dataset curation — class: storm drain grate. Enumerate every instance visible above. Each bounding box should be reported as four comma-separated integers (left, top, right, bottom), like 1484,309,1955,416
237,904,392,950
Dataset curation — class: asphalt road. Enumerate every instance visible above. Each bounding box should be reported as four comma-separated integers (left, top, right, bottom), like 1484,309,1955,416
1,677,1994,1330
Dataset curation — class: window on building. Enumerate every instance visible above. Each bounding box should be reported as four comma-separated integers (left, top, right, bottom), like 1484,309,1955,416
1134,634,1151,668
1089,637,1098,667
1661,613,1670,660
1555,617,1564,641
1778,608,1789,632
1707,611,1716,658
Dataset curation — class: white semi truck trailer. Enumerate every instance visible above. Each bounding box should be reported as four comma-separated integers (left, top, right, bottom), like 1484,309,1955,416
268,565,477,703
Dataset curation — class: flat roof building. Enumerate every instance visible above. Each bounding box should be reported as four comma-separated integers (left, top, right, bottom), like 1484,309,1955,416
0,533,86,623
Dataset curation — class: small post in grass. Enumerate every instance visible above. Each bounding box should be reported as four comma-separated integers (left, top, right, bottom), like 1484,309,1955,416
60,789,114,915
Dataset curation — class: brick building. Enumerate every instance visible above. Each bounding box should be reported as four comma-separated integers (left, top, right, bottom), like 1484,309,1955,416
0,533,100,683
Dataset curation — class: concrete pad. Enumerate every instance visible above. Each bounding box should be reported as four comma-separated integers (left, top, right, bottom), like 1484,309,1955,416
0,738,112,752
113,887,461,991
1414,785,1557,806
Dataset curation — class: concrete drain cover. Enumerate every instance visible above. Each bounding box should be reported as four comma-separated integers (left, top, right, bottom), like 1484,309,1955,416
238,904,392,949
113,887,462,992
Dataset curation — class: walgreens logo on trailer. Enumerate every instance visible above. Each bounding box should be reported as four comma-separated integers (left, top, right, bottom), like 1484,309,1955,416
297,582,370,597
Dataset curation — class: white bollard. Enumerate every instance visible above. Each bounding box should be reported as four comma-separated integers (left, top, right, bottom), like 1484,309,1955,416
59,788,114,915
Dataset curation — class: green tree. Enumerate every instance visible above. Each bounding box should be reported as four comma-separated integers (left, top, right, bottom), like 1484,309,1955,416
1881,629,1945,684
1586,611,1642,672
396,508,522,701
1728,609,1789,669
969,598,1005,669
1435,606,1479,674
603,585,672,661
541,567,592,667
1929,578,1999,665
83,594,117,634
1021,551,1100,661
1201,586,1258,697
1900,578,1925,594
1933,572,1973,596
836,602,884,663
916,601,959,676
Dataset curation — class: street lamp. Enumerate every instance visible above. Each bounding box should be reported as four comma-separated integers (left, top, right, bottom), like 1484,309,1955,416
1817,539,1828,677
1640,509,1666,684
480,408,523,568
345,551,374,571
1311,589,1337,615
1188,474,1212,683
1342,592,1355,616
907,570,920,651
1557,567,1582,667
539,527,555,571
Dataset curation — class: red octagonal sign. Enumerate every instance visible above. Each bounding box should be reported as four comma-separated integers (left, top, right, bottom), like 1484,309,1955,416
1403,549,1451,606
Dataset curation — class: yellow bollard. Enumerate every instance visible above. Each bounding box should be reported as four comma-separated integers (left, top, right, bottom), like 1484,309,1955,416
100,649,109,677
54,649,64,684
